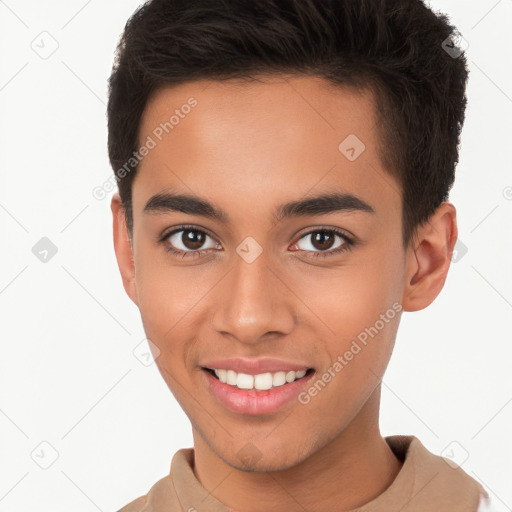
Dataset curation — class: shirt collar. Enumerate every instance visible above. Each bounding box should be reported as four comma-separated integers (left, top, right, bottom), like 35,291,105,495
158,435,486,511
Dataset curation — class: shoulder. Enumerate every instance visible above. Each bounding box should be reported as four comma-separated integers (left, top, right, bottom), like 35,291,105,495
115,448,195,512
117,495,147,512
116,473,176,512
476,492,508,512
385,435,492,511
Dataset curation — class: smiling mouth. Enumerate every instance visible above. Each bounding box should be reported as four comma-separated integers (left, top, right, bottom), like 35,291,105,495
203,367,315,391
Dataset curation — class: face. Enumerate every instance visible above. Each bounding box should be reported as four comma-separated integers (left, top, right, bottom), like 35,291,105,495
117,75,411,471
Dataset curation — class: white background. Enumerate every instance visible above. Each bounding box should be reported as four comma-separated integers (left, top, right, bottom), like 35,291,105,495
0,0,511,510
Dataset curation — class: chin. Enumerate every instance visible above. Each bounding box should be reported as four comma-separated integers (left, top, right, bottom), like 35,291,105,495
217,439,314,473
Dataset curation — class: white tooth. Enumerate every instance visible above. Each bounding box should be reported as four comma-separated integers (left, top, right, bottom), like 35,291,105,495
226,369,238,385
236,372,254,389
272,371,286,387
285,371,296,383
254,372,273,390
218,368,308,389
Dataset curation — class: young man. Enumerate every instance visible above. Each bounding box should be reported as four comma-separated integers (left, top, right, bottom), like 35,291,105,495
107,0,496,510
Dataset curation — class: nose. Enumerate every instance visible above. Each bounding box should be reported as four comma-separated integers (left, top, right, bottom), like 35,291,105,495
210,248,296,345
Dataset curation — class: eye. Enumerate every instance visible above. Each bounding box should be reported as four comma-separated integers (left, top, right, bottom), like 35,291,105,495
160,225,355,260
292,228,354,258
160,225,221,258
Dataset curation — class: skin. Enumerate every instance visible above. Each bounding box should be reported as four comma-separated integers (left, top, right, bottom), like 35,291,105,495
111,74,458,511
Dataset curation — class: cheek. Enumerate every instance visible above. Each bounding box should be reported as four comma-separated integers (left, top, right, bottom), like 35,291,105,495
292,257,401,339
290,246,403,387
133,250,224,376
134,246,206,332
299,298,401,426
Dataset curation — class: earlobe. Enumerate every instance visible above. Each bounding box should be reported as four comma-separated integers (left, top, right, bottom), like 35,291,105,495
111,193,139,307
401,202,458,312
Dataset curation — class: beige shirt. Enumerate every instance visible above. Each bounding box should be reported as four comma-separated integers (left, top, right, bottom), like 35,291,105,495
117,435,491,512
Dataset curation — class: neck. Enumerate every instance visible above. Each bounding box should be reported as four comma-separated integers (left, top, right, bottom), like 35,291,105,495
192,386,403,512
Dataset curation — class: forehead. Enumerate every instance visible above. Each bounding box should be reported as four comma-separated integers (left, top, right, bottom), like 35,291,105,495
133,74,400,220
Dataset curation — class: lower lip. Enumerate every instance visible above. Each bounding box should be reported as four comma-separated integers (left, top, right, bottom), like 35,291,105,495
202,368,315,415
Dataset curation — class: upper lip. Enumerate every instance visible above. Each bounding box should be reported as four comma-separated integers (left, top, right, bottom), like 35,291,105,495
201,357,312,375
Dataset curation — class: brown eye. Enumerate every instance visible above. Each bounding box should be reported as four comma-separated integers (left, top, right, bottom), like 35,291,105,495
310,231,337,251
294,228,353,258
180,229,207,250
162,226,219,256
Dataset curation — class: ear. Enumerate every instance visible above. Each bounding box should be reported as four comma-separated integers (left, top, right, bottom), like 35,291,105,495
111,192,139,307
401,202,458,312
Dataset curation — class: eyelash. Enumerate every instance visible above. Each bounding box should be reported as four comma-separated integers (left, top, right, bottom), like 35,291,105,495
159,224,355,260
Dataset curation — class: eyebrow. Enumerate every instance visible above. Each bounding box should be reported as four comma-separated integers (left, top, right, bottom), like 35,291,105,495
143,190,375,223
